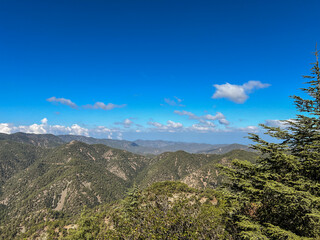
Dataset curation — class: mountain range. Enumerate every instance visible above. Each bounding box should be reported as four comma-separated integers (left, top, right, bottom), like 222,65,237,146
0,132,251,155
0,132,257,239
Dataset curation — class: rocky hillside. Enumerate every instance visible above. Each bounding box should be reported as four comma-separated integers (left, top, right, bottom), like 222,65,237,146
0,135,258,239
137,149,257,189
20,181,230,240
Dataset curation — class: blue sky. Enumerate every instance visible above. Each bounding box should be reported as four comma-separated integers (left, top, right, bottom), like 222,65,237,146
0,0,319,144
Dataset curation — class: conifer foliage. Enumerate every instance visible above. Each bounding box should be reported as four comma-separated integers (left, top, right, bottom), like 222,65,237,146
224,50,320,239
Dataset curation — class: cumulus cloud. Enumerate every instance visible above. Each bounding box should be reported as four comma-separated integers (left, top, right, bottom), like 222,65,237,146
189,123,214,132
148,120,184,132
147,117,219,133
203,113,230,125
172,110,231,133
114,119,144,130
163,97,185,107
84,102,126,110
218,118,230,125
167,120,183,128
212,81,270,103
0,123,12,134
174,110,229,126
147,119,219,133
160,110,265,133
41,118,48,124
91,126,115,139
0,119,123,139
115,118,134,128
237,125,260,133
47,97,78,109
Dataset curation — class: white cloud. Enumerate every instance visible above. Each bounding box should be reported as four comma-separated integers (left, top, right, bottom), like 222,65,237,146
147,120,216,133
115,118,133,128
91,126,114,139
213,83,247,103
190,124,216,132
27,123,47,134
84,102,126,110
0,123,12,134
146,117,261,134
147,117,218,133
174,110,229,126
47,97,126,111
203,112,223,120
68,124,90,136
212,81,270,103
117,132,123,140
124,119,133,127
47,97,78,109
158,110,263,134
167,120,183,128
238,125,260,133
148,120,184,132
242,81,270,92
163,97,185,107
41,118,48,124
0,116,262,141
0,119,124,139
148,121,163,128
218,118,230,125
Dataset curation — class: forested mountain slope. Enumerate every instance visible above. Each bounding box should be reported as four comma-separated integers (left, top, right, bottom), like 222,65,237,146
137,149,257,189
0,133,64,148
0,140,45,186
0,137,256,239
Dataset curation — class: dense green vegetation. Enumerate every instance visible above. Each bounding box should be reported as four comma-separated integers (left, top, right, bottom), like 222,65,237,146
21,182,231,240
0,132,65,148
0,136,253,238
0,141,150,239
0,140,45,185
137,150,257,189
70,182,231,240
